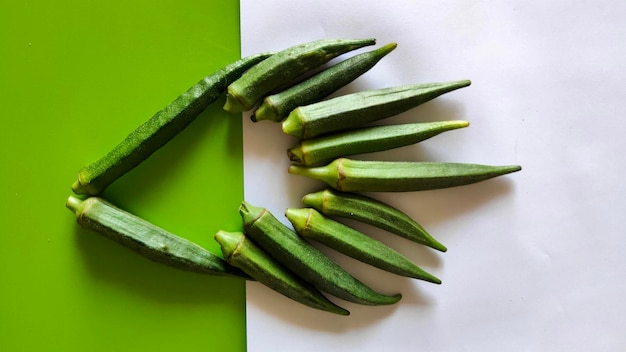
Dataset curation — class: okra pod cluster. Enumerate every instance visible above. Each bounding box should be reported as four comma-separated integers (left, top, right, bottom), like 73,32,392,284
67,37,522,317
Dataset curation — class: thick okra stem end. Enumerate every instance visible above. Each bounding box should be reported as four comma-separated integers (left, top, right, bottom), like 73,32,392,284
65,195,87,217
239,201,267,229
223,89,249,113
288,161,338,190
287,146,305,164
252,98,281,123
281,109,305,138
301,190,326,211
284,208,313,234
214,230,244,261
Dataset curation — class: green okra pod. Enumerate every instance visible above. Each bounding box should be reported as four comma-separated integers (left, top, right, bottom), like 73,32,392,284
253,42,397,123
288,120,469,166
215,230,349,315
72,52,273,196
224,38,377,113
282,80,471,139
289,158,522,192
66,196,249,279
239,201,401,306
286,208,441,283
302,188,446,252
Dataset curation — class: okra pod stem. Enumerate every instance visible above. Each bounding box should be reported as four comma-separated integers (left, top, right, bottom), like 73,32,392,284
302,188,446,252
224,38,377,113
282,80,471,139
215,230,349,315
239,201,401,305
253,42,397,123
289,158,522,192
286,208,441,283
288,120,469,166
66,196,249,279
72,53,273,196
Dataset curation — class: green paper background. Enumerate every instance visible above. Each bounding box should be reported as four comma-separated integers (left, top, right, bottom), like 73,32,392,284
1,1,247,351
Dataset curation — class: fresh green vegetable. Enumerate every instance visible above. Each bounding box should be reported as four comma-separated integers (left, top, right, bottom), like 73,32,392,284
288,120,469,166
281,80,471,139
286,208,441,283
289,158,521,192
66,196,249,279
215,230,349,315
302,188,446,252
252,42,397,123
239,201,401,305
223,38,376,113
71,53,272,196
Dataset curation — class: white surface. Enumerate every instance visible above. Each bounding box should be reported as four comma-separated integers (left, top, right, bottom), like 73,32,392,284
241,1,626,351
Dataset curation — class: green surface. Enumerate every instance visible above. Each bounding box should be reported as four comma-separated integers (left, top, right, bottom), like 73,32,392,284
1,1,247,351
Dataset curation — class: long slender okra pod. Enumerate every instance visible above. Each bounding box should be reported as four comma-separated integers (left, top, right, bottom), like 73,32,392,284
282,80,471,139
71,53,272,196
66,196,250,279
288,120,469,166
215,230,349,315
252,42,397,123
302,188,446,252
223,38,376,113
239,201,401,305
286,208,441,283
289,158,522,192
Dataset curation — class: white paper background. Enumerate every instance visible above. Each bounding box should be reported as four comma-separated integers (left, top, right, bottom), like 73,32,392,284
241,1,626,351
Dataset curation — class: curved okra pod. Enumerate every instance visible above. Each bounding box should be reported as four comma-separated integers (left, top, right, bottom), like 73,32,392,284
66,196,250,279
281,80,471,139
286,208,441,283
223,38,377,113
215,230,349,315
253,42,397,123
72,52,273,196
302,188,446,252
289,158,522,192
288,120,469,166
239,201,401,306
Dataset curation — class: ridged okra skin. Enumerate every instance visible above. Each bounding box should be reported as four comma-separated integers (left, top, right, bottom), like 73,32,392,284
72,52,272,196
289,158,522,192
286,208,441,283
302,188,446,252
281,80,471,139
223,38,376,113
253,42,397,123
239,201,401,306
288,120,469,166
66,196,249,279
215,230,349,315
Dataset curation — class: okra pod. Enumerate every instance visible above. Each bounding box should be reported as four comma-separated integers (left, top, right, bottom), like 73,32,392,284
223,38,377,113
252,42,397,123
282,80,471,139
289,158,522,192
286,208,441,283
66,196,249,279
288,120,469,166
72,52,272,196
240,201,401,306
302,188,446,252
215,230,349,315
